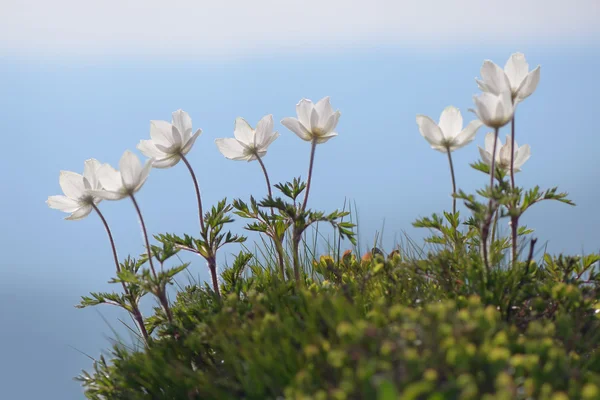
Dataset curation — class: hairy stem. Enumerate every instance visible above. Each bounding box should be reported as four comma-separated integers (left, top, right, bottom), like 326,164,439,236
292,233,302,284
255,154,273,200
207,256,221,297
510,116,516,190
92,203,149,342
482,127,500,273
446,149,457,215
130,194,173,324
302,139,318,211
181,154,205,232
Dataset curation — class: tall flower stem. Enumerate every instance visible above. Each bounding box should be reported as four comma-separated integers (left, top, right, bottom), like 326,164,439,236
180,154,205,232
446,150,457,215
92,203,149,342
509,115,519,267
482,127,500,273
129,194,174,325
301,139,318,211
256,153,286,280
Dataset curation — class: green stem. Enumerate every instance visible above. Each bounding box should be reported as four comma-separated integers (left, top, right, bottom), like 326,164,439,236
92,203,149,342
302,139,318,211
446,149,457,215
292,233,302,284
130,194,173,324
180,154,205,232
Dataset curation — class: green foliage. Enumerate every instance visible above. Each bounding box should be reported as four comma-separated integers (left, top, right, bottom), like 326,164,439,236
77,246,600,399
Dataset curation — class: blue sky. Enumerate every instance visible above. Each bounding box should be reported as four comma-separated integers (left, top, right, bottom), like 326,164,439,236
1,1,600,398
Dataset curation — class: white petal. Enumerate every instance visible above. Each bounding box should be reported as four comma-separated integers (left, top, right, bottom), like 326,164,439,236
83,159,102,190
451,119,482,150
516,65,540,101
152,155,181,168
504,53,529,91
281,117,312,141
254,114,274,148
315,96,334,127
215,138,249,160
96,164,122,192
171,110,193,141
181,129,202,155
59,171,86,199
88,189,127,201
322,111,341,135
416,115,443,147
499,142,512,166
315,131,338,144
480,60,510,95
258,131,279,153
234,117,254,145
438,106,463,138
310,108,319,132
66,205,93,221
296,99,314,130
134,158,153,193
149,120,175,147
476,79,491,92
478,146,492,167
514,144,531,170
47,195,80,212
137,140,167,159
483,132,497,154
119,150,143,191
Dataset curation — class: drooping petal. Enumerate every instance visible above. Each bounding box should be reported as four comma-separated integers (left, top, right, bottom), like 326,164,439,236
59,171,86,199
480,60,511,95
504,53,529,91
451,119,482,150
137,140,167,159
438,106,463,138
47,195,80,212
66,204,93,221
315,96,334,127
322,111,341,135
152,155,181,169
171,110,193,141
281,117,312,141
296,99,314,130
515,65,540,101
96,164,122,192
134,158,154,193
119,151,143,191
234,117,254,145
181,129,202,155
254,114,274,148
150,120,176,147
416,115,443,147
514,144,531,170
315,131,338,144
83,159,102,190
215,138,250,160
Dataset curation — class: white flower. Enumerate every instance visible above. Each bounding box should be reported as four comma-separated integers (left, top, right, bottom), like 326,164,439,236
416,106,483,153
479,133,531,172
215,115,279,161
89,151,153,200
47,159,105,220
476,53,540,102
137,109,202,168
281,96,340,144
472,91,515,129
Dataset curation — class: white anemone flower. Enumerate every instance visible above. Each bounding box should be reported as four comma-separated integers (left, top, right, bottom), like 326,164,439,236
479,133,531,172
476,53,540,102
215,115,279,161
472,91,515,129
137,109,202,168
281,96,340,144
89,151,154,200
47,159,105,220
416,106,483,153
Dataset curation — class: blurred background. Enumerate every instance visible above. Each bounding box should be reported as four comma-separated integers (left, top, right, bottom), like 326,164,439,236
1,0,599,398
